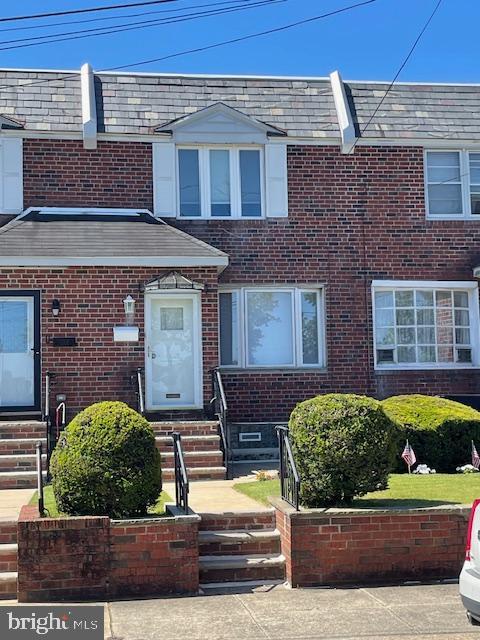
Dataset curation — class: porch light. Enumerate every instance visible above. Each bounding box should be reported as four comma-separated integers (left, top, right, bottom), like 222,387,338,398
51,299,61,317
123,295,135,325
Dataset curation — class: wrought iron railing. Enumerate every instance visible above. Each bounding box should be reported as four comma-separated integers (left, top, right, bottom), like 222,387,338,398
131,367,145,415
276,425,301,511
36,441,46,517
172,432,189,513
43,371,55,479
211,368,230,478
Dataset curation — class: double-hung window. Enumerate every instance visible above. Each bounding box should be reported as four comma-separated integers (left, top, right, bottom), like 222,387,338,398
219,287,324,368
372,281,480,369
178,147,263,218
426,150,480,218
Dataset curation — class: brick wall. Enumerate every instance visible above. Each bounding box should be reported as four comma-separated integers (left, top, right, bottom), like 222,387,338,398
17,506,200,602
274,499,470,587
0,266,218,416
20,139,480,421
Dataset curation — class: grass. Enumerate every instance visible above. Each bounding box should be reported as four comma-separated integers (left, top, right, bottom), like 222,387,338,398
29,485,172,518
233,473,480,509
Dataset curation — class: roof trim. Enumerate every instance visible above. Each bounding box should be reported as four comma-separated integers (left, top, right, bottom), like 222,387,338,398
0,256,229,267
329,71,356,155
81,63,97,150
0,114,23,130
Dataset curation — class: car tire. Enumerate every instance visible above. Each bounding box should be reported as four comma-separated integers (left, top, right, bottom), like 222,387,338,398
467,612,480,626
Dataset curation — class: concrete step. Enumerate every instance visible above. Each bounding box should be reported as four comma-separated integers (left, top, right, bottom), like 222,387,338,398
198,510,276,532
199,529,281,556
0,544,17,572
0,422,46,439
199,554,285,584
0,520,17,544
150,421,219,437
199,578,285,595
0,470,47,489
0,438,47,455
162,466,226,482
156,435,220,453
0,571,17,600
160,450,224,468
0,454,47,473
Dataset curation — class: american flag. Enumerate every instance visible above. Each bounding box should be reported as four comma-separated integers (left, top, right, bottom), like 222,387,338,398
472,441,480,470
401,440,416,468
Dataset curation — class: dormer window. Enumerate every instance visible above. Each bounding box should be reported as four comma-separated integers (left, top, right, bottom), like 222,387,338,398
178,147,263,219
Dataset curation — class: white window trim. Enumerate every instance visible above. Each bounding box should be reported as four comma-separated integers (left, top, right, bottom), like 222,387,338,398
177,144,265,220
425,149,480,220
372,280,480,371
219,286,326,370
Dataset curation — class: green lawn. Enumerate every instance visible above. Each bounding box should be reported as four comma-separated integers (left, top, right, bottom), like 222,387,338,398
29,485,172,518
233,473,480,508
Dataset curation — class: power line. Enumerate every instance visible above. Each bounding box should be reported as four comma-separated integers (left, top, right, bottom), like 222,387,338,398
347,0,443,153
0,0,182,24
0,0,282,50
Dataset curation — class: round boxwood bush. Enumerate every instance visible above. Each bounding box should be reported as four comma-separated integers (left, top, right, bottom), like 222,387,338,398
382,394,480,473
289,394,396,507
50,401,161,518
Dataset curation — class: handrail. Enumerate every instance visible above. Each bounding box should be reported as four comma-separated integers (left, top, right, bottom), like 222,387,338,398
36,441,45,517
132,367,145,415
211,368,229,478
275,425,301,511
172,432,189,513
44,371,55,481
43,370,54,422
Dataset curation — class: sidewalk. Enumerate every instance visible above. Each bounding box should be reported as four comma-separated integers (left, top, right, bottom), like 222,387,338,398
0,489,34,520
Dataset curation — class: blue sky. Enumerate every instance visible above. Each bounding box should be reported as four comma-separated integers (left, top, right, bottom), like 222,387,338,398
0,0,475,82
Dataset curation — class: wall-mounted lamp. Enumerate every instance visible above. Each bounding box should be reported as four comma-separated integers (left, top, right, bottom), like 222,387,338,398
51,299,61,317
123,295,135,325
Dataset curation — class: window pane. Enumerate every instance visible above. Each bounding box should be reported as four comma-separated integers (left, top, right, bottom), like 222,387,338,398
219,292,239,366
246,291,293,365
454,291,469,308
374,291,393,308
301,292,319,365
427,151,460,168
455,309,470,327
375,308,394,327
397,328,415,345
417,327,435,344
240,150,262,217
398,346,415,363
428,184,463,215
395,290,414,307
179,149,201,217
417,308,434,325
416,290,434,307
210,150,231,217
396,309,414,325
418,346,436,363
456,328,471,345
0,302,28,353
376,328,395,346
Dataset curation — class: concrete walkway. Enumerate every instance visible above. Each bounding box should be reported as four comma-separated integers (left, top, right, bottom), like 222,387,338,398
0,489,34,519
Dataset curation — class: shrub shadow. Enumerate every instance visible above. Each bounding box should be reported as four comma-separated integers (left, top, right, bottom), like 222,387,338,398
352,498,459,509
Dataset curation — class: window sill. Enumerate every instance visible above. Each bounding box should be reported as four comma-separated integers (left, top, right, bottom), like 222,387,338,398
375,365,480,373
219,367,328,375
426,215,480,221
177,216,266,221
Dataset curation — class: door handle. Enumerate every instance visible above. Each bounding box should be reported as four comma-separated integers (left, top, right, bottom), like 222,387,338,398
31,348,40,355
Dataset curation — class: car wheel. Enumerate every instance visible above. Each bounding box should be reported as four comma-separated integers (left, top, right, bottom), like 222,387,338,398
467,612,480,626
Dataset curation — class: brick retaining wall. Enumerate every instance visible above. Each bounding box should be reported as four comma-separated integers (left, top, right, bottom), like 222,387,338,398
273,499,470,588
17,505,200,602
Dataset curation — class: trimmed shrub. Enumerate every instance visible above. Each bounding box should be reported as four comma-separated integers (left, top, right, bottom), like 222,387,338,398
382,394,480,473
50,401,161,518
289,394,396,507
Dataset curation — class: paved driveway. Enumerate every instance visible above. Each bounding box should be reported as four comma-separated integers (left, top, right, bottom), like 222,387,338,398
107,583,479,640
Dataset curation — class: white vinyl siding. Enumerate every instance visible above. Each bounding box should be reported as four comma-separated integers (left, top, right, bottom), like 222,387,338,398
372,281,480,370
152,142,176,217
425,150,480,219
219,287,324,369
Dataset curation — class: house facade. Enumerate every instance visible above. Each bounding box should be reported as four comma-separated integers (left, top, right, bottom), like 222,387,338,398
1,65,480,424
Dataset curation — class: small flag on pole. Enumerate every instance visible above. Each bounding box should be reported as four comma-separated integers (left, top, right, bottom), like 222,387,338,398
472,441,480,470
401,440,416,473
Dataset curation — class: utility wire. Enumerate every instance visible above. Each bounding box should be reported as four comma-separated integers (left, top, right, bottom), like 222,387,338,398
0,0,282,50
0,0,253,34
347,0,443,153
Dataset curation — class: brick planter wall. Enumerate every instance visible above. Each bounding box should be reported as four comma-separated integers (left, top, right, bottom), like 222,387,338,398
17,505,200,602
273,498,470,587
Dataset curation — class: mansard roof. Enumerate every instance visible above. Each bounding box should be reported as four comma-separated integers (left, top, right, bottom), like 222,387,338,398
2,67,480,141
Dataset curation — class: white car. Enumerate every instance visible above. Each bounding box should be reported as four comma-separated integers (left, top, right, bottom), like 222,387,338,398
460,498,480,625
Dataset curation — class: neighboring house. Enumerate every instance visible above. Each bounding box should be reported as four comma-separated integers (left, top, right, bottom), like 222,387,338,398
0,64,479,426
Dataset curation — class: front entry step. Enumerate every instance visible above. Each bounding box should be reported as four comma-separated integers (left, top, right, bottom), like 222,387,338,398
0,470,47,489
199,554,285,584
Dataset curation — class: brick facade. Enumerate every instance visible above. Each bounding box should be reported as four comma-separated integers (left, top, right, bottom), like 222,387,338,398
17,505,200,602
274,499,470,587
14,138,480,420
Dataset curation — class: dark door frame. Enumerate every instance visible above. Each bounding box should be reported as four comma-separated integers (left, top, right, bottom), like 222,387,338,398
0,289,41,413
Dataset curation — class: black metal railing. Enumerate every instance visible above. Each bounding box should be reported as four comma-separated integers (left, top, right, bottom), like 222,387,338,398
172,432,189,513
36,441,45,517
131,367,145,415
211,368,230,478
43,371,55,479
276,425,301,511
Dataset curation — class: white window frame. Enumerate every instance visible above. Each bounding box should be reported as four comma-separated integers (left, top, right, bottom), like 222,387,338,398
219,286,325,369
177,145,265,219
372,280,480,371
425,149,480,219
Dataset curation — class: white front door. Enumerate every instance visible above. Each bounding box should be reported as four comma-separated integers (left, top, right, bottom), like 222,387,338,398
145,293,202,410
0,295,38,409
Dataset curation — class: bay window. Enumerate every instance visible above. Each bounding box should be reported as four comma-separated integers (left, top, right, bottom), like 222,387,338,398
426,150,480,218
178,147,263,219
373,281,480,369
219,287,324,368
